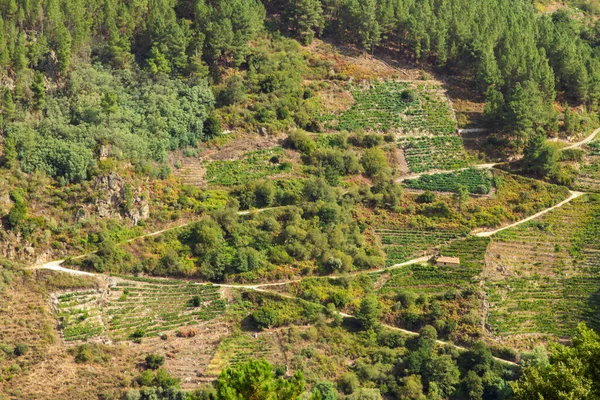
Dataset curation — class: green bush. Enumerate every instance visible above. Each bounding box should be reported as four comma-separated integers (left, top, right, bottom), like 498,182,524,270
145,353,166,370
252,307,279,330
287,129,317,155
14,343,29,357
203,114,222,139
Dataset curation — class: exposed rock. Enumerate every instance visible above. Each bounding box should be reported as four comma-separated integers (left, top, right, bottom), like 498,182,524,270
93,172,150,225
139,203,150,219
99,144,111,160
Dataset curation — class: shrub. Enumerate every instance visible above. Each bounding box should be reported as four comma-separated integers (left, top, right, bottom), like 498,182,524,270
338,372,360,395
287,130,316,155
145,353,166,370
416,191,436,204
313,381,338,400
131,328,146,339
190,295,202,307
14,343,29,357
361,148,389,178
252,306,279,330
71,343,109,363
400,89,417,102
8,193,27,230
203,114,222,139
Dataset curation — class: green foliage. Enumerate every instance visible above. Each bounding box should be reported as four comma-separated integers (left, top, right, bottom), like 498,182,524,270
215,359,305,400
5,65,214,182
523,133,558,177
252,306,279,330
287,130,317,155
512,323,600,399
203,115,222,139
31,71,45,112
71,343,110,364
7,189,27,230
13,343,28,357
404,169,493,194
356,295,382,330
190,296,202,307
284,0,324,45
361,148,389,178
313,381,338,400
100,91,118,126
145,353,166,370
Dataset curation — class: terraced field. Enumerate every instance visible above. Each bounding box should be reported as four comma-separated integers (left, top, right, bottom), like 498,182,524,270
375,227,465,266
56,279,227,342
204,147,292,186
204,332,287,378
485,195,600,338
379,236,489,294
330,81,456,134
403,168,493,194
398,136,470,173
574,157,600,193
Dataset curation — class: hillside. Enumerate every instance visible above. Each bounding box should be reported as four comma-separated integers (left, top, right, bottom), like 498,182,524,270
2,0,600,399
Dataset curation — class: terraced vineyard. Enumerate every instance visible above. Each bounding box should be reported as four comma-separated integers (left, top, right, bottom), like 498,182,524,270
56,280,227,341
403,168,493,194
204,147,292,186
589,140,600,156
574,158,600,193
331,81,456,134
56,291,105,341
485,195,600,338
375,236,490,311
204,332,287,377
376,227,465,266
398,136,470,173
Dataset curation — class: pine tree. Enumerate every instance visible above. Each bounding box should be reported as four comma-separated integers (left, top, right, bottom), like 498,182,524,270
146,45,171,74
30,70,45,112
286,0,324,45
12,32,28,72
2,88,16,122
55,26,72,74
523,133,558,177
100,91,118,126
0,16,8,67
563,105,578,135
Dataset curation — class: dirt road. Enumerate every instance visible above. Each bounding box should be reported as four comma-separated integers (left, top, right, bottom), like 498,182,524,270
474,190,584,237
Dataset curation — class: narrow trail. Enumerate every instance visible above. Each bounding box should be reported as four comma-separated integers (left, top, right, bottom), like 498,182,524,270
394,163,497,183
217,256,432,289
561,127,600,150
248,287,518,366
334,311,518,366
36,187,584,278
30,206,277,274
474,190,584,237
38,258,518,366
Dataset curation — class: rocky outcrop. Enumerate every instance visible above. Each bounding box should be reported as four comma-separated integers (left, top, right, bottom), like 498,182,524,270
94,172,150,225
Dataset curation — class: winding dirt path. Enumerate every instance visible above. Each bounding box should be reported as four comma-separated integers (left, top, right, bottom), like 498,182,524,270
474,190,584,237
395,163,497,183
31,206,277,274
561,127,600,150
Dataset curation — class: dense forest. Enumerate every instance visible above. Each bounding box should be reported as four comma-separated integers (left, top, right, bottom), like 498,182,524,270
2,0,600,183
